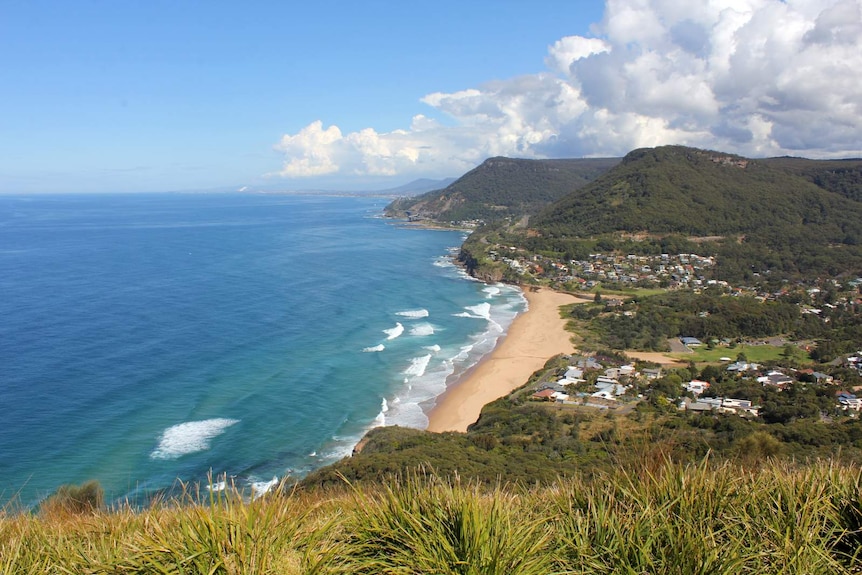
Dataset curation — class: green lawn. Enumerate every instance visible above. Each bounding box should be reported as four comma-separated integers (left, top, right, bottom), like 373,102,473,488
673,343,809,364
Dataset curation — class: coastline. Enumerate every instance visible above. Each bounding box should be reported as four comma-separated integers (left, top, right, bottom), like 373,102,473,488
426,288,590,433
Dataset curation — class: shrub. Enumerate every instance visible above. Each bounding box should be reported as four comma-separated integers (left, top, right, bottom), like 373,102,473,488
40,480,104,515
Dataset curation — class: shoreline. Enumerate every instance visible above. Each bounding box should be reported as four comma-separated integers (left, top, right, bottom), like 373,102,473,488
426,287,590,433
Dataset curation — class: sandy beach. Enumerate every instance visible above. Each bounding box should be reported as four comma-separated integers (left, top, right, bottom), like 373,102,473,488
426,288,589,433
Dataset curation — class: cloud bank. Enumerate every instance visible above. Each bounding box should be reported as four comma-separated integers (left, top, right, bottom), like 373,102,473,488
274,0,862,180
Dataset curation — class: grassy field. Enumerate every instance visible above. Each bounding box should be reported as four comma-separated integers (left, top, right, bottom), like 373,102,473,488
672,343,808,364
2,459,860,574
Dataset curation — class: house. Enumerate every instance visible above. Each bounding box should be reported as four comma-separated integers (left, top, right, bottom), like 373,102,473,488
531,388,556,401
572,356,603,371
680,396,760,417
727,361,760,374
680,337,703,347
686,380,710,396
758,371,793,390
838,395,862,411
594,381,628,397
837,393,861,411
642,368,662,380
678,397,717,413
720,398,761,416
564,366,584,379
619,364,636,377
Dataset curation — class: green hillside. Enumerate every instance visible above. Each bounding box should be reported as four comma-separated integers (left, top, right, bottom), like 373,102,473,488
524,146,862,281
534,146,862,237
384,156,619,223
763,156,862,203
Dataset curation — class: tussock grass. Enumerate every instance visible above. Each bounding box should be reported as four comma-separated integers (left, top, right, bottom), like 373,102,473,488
2,460,860,574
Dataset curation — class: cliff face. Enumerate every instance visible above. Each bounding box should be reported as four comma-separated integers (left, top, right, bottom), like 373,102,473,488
457,247,504,282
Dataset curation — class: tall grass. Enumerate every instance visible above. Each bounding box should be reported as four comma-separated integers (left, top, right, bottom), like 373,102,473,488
1,460,860,574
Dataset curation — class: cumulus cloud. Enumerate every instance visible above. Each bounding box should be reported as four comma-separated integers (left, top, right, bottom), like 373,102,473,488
274,0,862,180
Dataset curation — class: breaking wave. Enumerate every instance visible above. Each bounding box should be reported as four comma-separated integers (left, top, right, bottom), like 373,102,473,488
396,309,429,318
409,323,435,336
150,418,239,460
404,354,432,377
383,322,404,340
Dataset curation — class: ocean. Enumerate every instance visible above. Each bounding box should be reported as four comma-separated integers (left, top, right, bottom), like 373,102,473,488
0,193,525,506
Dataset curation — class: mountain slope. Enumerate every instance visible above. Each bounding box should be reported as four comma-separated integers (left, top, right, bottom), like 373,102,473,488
762,156,862,203
385,156,619,223
533,146,862,240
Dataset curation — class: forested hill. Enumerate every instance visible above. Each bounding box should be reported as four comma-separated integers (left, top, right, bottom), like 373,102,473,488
533,146,862,238
384,156,619,223
520,146,862,280
762,156,862,203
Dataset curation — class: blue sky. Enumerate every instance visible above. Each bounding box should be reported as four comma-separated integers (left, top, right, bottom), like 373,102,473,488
2,0,860,193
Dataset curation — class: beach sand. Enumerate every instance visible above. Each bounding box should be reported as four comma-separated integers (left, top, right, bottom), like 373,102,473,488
426,288,589,433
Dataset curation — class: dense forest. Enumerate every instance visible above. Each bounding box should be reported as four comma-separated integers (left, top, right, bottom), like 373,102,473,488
763,156,862,203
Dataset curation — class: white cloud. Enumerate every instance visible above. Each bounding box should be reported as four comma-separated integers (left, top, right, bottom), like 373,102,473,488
274,0,862,181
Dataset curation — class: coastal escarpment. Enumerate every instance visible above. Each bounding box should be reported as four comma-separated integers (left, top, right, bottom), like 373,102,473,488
457,245,504,283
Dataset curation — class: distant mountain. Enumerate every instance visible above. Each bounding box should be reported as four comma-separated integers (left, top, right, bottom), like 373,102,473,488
376,177,457,196
384,157,620,223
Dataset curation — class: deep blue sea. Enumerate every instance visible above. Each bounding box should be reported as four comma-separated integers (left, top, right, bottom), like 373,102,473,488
0,193,524,506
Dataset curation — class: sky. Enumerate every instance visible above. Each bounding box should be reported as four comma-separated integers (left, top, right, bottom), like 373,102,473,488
1,0,861,194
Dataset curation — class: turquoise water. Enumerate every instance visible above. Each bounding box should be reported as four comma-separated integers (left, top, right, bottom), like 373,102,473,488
0,193,524,505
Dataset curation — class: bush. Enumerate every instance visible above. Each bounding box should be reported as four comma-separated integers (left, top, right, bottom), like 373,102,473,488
40,480,104,515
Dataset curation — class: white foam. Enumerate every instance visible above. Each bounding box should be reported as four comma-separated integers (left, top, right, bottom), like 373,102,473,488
455,302,492,320
375,285,528,434
373,398,388,427
150,418,239,460
251,476,278,499
396,309,429,318
383,322,404,340
409,323,435,336
483,286,501,297
362,344,385,352
404,354,432,377
207,480,227,492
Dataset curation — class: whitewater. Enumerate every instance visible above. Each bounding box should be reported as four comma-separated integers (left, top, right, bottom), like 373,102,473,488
0,193,525,506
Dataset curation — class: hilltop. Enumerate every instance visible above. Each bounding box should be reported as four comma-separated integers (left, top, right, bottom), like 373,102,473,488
384,156,619,224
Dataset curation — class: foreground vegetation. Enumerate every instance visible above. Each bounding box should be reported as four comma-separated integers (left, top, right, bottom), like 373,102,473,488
3,458,860,574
